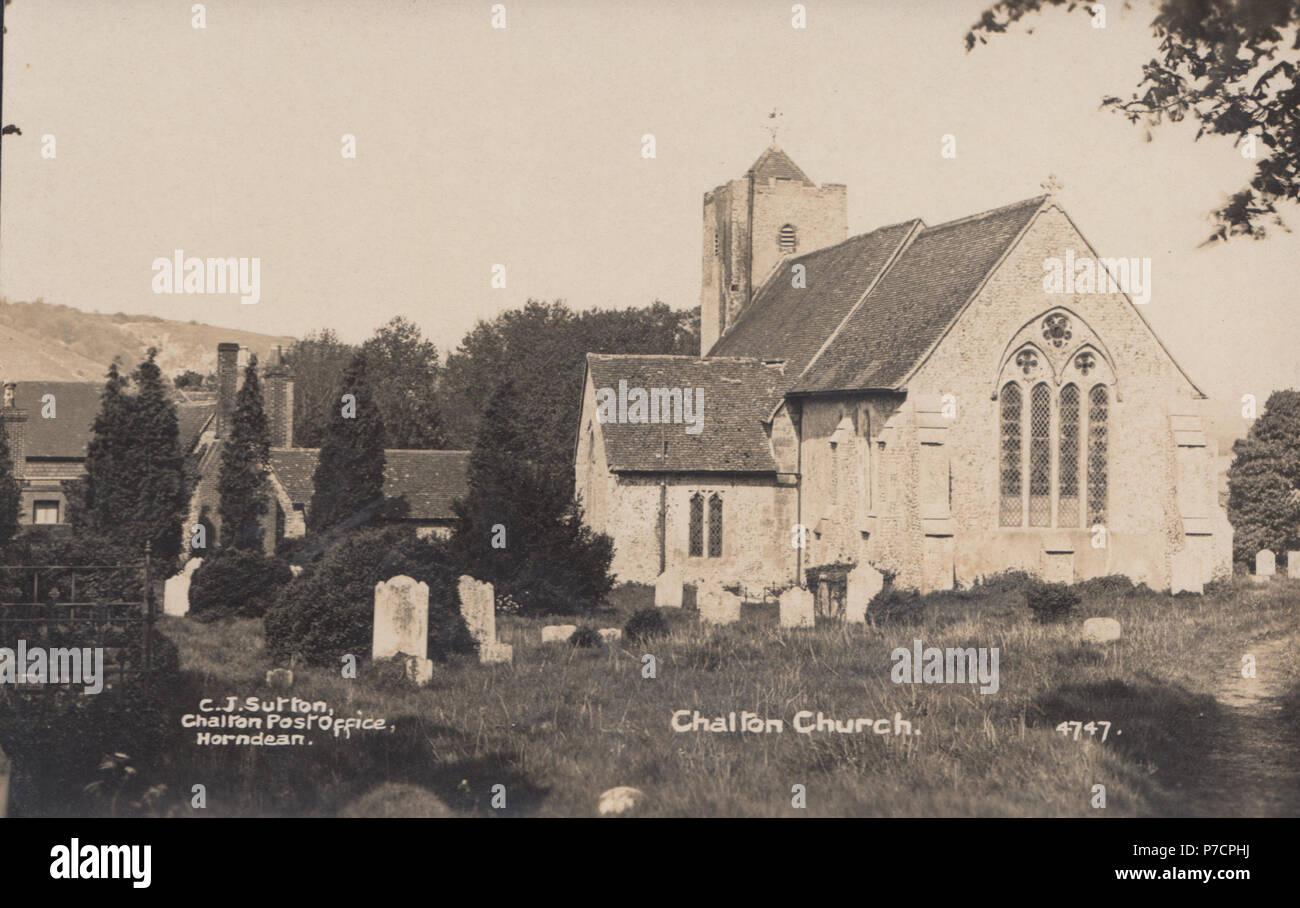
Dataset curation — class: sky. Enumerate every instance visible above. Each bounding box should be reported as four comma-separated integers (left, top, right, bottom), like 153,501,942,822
2,0,1298,405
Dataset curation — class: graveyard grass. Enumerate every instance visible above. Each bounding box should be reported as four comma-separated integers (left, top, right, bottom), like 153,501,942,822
157,576,1300,818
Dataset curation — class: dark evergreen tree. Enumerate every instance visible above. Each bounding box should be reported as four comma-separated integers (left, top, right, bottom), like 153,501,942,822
1227,389,1300,567
308,354,387,533
450,380,614,616
218,355,271,550
126,350,187,561
82,361,133,537
0,420,21,549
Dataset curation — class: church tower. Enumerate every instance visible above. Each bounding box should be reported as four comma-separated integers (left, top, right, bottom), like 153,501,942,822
699,145,847,355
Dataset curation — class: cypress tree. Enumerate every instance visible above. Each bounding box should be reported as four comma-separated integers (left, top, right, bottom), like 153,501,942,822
0,421,20,549
127,349,187,561
83,361,133,537
218,355,271,551
308,354,387,533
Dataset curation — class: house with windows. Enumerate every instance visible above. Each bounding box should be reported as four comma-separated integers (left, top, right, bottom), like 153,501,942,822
574,144,1231,597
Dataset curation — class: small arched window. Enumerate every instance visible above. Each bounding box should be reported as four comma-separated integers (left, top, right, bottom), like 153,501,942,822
1087,385,1109,526
707,494,723,558
999,382,1022,526
1028,383,1052,526
1058,384,1080,527
778,223,797,252
688,493,704,557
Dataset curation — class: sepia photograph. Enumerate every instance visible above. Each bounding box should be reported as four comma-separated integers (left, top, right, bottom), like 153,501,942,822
0,0,1295,879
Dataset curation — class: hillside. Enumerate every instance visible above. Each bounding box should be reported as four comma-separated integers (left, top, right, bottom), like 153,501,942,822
0,299,296,381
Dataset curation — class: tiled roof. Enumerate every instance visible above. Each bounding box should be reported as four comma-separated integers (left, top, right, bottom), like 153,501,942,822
793,197,1044,393
12,381,101,458
269,448,470,521
586,354,786,473
747,145,814,185
176,403,215,453
709,220,919,377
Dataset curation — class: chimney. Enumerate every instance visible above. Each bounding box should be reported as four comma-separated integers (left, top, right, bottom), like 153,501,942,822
264,345,295,448
1,381,28,480
216,342,240,438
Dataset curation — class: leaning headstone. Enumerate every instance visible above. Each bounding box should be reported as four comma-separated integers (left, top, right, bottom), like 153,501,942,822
698,586,740,625
479,642,513,665
541,624,578,643
779,586,815,628
403,655,434,687
266,668,294,690
1082,617,1122,644
1170,549,1203,595
163,557,203,617
372,575,429,662
1289,552,1300,580
458,575,496,647
597,628,622,643
598,786,645,816
1254,549,1276,584
845,563,884,624
655,569,683,608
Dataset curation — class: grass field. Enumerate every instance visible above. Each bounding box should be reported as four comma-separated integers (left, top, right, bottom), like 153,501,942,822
131,574,1300,818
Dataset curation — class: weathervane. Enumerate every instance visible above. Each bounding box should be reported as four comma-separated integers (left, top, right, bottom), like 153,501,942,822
765,107,783,144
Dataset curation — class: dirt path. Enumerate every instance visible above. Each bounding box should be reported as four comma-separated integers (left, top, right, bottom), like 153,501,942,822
1181,635,1300,817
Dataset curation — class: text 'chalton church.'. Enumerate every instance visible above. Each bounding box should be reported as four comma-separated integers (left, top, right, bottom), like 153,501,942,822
576,145,1231,605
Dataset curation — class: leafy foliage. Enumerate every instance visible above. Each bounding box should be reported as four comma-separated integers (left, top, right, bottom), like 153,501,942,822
308,354,387,534
569,625,602,648
264,526,474,665
284,329,357,448
1227,389,1300,565
188,549,292,620
969,0,1300,240
1024,581,1081,623
623,607,668,644
450,381,615,616
360,316,448,449
217,356,271,550
0,417,20,549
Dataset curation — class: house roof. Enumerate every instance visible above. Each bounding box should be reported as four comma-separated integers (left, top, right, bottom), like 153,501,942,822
792,196,1046,393
585,354,787,473
747,145,814,186
269,448,470,521
709,219,920,378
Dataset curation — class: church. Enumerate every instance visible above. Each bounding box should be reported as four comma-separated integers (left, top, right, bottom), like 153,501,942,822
574,145,1232,601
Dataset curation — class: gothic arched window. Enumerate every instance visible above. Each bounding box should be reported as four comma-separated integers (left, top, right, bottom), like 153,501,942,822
1058,384,1080,527
999,382,1022,526
1087,385,1109,526
688,493,704,557
778,224,797,252
707,494,723,558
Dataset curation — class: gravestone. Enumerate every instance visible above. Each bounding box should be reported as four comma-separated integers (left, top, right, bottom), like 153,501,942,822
698,586,740,625
1289,552,1300,580
403,655,434,687
1170,549,1203,595
372,575,429,662
1082,617,1122,644
845,563,884,624
597,628,622,643
1254,549,1276,584
541,624,578,643
163,557,203,617
655,569,683,608
458,575,496,647
479,642,513,665
598,786,645,817
778,586,815,628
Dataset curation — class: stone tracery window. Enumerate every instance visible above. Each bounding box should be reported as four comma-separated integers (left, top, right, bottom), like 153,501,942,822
707,494,723,558
999,383,1023,526
1087,385,1109,527
1042,313,1072,348
1058,384,1080,527
1028,383,1052,526
688,493,704,557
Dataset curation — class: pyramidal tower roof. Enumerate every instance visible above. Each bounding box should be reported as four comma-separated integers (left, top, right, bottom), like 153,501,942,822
746,144,814,185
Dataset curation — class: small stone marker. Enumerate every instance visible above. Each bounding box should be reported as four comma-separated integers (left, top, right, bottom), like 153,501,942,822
1082,617,1121,644
372,575,429,662
778,586,815,628
597,627,622,643
403,655,434,687
655,569,683,608
541,624,578,643
698,586,740,625
1254,549,1276,584
479,642,513,665
598,786,645,816
265,668,294,689
845,563,884,624
163,557,203,617
458,575,496,647
1289,552,1300,580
